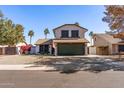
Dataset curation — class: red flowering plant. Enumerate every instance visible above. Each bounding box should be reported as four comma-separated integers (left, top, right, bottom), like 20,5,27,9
20,45,31,54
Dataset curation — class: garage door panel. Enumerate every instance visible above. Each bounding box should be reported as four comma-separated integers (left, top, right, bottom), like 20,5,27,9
57,43,85,55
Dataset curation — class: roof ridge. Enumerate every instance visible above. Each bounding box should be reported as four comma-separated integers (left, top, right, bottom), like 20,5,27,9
53,24,88,31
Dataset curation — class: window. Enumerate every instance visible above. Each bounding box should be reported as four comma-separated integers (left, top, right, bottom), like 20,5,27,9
61,30,69,38
118,45,124,52
71,30,79,38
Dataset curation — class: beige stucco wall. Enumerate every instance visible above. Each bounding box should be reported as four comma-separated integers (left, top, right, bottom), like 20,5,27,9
93,36,112,54
112,44,119,54
89,46,97,55
93,36,110,47
54,25,87,39
108,44,113,54
85,43,88,55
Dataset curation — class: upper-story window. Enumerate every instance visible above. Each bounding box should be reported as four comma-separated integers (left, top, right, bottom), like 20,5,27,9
71,30,79,38
61,30,69,38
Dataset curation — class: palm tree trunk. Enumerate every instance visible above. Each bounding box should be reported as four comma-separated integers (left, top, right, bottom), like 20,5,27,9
30,36,32,44
45,34,47,39
90,36,92,46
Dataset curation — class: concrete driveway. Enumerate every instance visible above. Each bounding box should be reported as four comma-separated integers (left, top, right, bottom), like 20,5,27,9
0,55,122,65
1,55,124,88
0,70,124,88
0,55,39,64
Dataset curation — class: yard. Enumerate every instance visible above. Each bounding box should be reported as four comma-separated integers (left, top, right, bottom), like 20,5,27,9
0,55,39,64
1,55,124,87
1,55,124,73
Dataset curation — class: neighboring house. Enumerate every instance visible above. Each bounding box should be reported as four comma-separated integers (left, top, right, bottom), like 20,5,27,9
0,46,17,55
0,45,8,55
92,33,122,55
0,42,27,55
35,23,89,56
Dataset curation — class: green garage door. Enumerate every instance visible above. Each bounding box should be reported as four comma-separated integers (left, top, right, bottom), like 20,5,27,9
57,43,85,55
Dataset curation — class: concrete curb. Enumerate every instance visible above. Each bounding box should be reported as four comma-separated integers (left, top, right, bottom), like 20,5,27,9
0,65,56,70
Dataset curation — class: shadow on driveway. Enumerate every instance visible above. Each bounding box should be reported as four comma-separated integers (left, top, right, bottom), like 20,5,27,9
25,57,124,74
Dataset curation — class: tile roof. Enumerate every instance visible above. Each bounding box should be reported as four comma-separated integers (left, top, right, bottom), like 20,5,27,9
35,39,52,45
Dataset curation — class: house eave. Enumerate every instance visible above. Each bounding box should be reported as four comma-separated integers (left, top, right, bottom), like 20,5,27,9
53,38,89,43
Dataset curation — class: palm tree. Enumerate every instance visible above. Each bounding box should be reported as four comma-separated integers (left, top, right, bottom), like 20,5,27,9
75,22,79,26
89,31,93,46
0,10,4,18
28,30,34,44
44,28,50,39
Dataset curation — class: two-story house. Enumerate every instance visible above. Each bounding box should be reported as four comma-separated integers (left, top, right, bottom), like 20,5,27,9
35,23,89,56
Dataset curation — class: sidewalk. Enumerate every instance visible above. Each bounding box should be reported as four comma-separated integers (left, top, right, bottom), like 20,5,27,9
0,65,56,70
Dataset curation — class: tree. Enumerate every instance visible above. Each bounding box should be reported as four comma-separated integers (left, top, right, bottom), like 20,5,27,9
0,10,6,45
0,11,4,45
4,20,25,46
44,28,49,39
28,30,34,44
102,5,124,34
15,24,25,44
102,6,124,59
0,10,25,46
75,22,80,26
89,31,93,46
0,10,3,18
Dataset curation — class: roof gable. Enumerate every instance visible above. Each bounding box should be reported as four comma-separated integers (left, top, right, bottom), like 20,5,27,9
53,24,88,31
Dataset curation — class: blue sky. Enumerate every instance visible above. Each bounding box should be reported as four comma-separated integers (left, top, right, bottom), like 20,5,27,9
0,5,109,44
